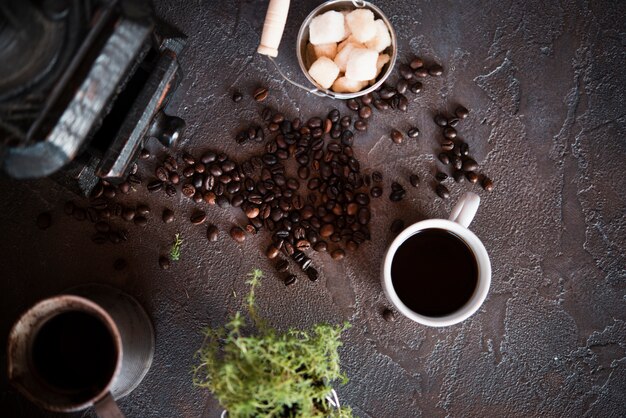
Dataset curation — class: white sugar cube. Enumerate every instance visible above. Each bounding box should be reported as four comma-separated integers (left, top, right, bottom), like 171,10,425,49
306,43,317,66
313,42,338,60
309,11,346,45
368,53,390,84
308,57,340,89
345,9,377,43
331,76,367,93
345,48,378,81
337,35,363,53
365,19,391,52
340,11,352,40
334,43,361,73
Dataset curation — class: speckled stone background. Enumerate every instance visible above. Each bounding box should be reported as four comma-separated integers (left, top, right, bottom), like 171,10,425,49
1,0,625,417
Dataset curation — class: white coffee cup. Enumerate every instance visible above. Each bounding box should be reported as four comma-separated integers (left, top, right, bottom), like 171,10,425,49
382,192,491,327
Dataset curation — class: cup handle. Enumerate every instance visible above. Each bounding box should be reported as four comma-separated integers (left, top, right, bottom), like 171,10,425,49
94,392,125,418
449,192,480,228
257,0,291,57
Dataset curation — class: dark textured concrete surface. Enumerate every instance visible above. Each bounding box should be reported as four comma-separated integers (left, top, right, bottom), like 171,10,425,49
1,1,625,417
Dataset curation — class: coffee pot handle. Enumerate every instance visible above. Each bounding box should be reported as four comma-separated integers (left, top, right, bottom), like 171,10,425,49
94,392,125,418
449,192,480,228
257,0,290,57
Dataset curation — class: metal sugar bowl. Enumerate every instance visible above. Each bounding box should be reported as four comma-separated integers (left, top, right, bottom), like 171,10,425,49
257,0,397,99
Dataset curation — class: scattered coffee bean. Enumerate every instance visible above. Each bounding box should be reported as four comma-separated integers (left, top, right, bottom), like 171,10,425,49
232,91,243,102
162,209,175,223
390,219,405,233
370,186,382,198
284,274,297,286
390,129,403,144
396,79,408,94
122,207,136,221
207,224,219,241
229,226,245,243
253,87,268,102
436,172,448,181
159,256,170,270
448,118,460,127
409,174,419,187
482,177,494,192
443,127,457,139
358,106,372,119
139,148,150,159
136,204,150,216
313,241,328,252
147,180,164,192
455,106,469,119
428,64,443,76
409,57,424,69
460,142,469,156
306,267,319,281
382,308,396,322
462,158,479,172
407,127,420,138
434,114,448,127
399,64,414,80
133,216,147,227
438,153,450,165
414,67,428,78
453,170,465,182
36,212,52,230
331,249,345,260
266,244,280,259
155,166,169,182
113,258,127,271
275,259,289,273
441,139,454,151
436,184,450,199
347,99,359,111
354,119,367,131
409,81,422,94
466,171,479,183
190,210,207,225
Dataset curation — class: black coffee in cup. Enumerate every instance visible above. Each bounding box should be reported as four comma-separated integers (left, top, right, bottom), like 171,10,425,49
31,311,118,401
391,228,478,317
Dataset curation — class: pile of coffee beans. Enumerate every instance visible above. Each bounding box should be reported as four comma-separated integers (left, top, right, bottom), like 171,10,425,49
342,55,442,137
432,106,494,198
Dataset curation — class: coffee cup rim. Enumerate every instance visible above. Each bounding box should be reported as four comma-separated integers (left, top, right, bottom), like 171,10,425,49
382,219,491,327
7,295,123,412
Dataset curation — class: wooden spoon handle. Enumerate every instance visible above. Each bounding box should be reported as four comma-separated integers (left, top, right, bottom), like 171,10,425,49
257,0,291,57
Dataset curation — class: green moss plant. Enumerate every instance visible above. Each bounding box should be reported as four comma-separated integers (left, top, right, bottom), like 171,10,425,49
193,269,353,417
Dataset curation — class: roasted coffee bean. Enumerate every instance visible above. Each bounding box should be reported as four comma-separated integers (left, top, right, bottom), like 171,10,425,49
307,178,321,190
103,186,116,199
347,99,360,111
92,233,107,244
295,240,310,251
118,182,131,194
443,127,457,139
190,210,207,225
108,231,122,244
182,183,195,198
253,87,268,102
379,87,396,99
382,308,396,322
397,94,408,112
409,81,423,94
436,172,448,181
122,207,136,221
466,171,479,183
231,194,245,207
396,79,409,95
439,153,450,165
434,114,448,127
409,174,420,187
159,256,170,270
390,219,405,233
300,258,312,271
448,117,460,127
373,99,389,111
193,192,204,203
453,170,465,182
407,127,420,138
155,167,169,182
284,274,297,286
460,142,469,156
331,249,345,260
455,105,469,119
389,191,405,202
266,244,280,259
462,158,478,172
147,180,164,192
370,186,382,198
320,223,334,237
86,207,99,223
358,207,371,225
275,259,289,273
194,163,206,174
232,91,243,102
354,119,367,131
414,67,428,78
136,204,150,217
36,212,52,230
113,258,127,271
313,241,328,252
399,64,413,80
306,267,319,281
134,216,147,227
162,209,175,223
346,240,359,251
389,95,400,110
139,148,150,159
292,251,306,263
201,151,217,164
482,177,494,191
409,57,424,69
128,174,141,184
230,226,246,243
216,196,230,208
90,183,104,198
428,64,443,76
99,208,111,219
451,156,463,170
441,139,454,151
372,171,383,183
358,105,372,119
203,224,218,242
182,152,195,165
436,184,450,199
390,129,403,144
